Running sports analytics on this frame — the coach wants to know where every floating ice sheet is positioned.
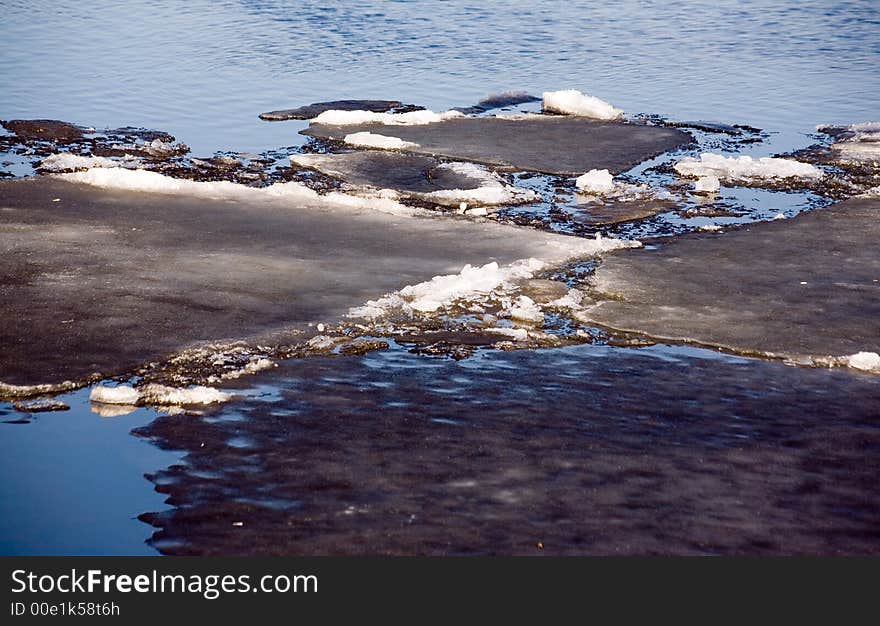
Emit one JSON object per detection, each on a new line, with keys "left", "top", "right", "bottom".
{"left": 0, "top": 176, "right": 615, "bottom": 387}
{"left": 303, "top": 116, "right": 691, "bottom": 176}
{"left": 583, "top": 196, "right": 880, "bottom": 367}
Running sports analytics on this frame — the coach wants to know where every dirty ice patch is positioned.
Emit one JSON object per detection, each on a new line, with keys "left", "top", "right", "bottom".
{"left": 674, "top": 153, "right": 823, "bottom": 182}
{"left": 542, "top": 89, "right": 623, "bottom": 120}
{"left": 89, "top": 383, "right": 232, "bottom": 406}
{"left": 56, "top": 167, "right": 418, "bottom": 217}
{"left": 422, "top": 162, "right": 539, "bottom": 207}
{"left": 343, "top": 131, "right": 420, "bottom": 150}
{"left": 311, "top": 108, "right": 464, "bottom": 126}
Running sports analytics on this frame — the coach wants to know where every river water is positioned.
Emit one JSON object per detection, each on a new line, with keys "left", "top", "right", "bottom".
{"left": 1, "top": 0, "right": 879, "bottom": 554}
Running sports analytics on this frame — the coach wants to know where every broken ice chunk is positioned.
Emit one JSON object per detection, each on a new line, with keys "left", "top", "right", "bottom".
{"left": 542, "top": 89, "right": 623, "bottom": 120}
{"left": 575, "top": 169, "right": 616, "bottom": 194}
{"left": 693, "top": 175, "right": 720, "bottom": 193}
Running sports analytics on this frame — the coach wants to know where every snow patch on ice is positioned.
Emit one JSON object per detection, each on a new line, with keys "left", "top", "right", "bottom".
{"left": 311, "top": 108, "right": 464, "bottom": 126}
{"left": 542, "top": 89, "right": 623, "bottom": 120}
{"left": 693, "top": 175, "right": 721, "bottom": 193}
{"left": 547, "top": 288, "right": 585, "bottom": 310}
{"left": 89, "top": 383, "right": 232, "bottom": 406}
{"left": 674, "top": 153, "right": 823, "bottom": 182}
{"left": 487, "top": 327, "right": 530, "bottom": 342}
{"left": 846, "top": 351, "right": 880, "bottom": 373}
{"left": 349, "top": 234, "right": 638, "bottom": 320}
{"left": 343, "top": 132, "right": 420, "bottom": 150}
{"left": 57, "top": 167, "right": 418, "bottom": 217}
{"left": 506, "top": 295, "right": 544, "bottom": 324}
{"left": 40, "top": 152, "right": 138, "bottom": 172}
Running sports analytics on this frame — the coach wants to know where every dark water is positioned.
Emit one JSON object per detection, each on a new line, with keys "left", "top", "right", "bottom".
{"left": 1, "top": 1, "right": 880, "bottom": 554}
{"left": 140, "top": 343, "right": 880, "bottom": 555}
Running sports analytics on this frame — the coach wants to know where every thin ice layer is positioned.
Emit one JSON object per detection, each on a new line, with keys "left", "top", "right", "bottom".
{"left": 0, "top": 176, "right": 618, "bottom": 386}
{"left": 303, "top": 116, "right": 691, "bottom": 176}
{"left": 583, "top": 196, "right": 880, "bottom": 365}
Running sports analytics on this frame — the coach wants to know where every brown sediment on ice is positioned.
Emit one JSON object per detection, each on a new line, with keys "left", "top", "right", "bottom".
{"left": 1, "top": 119, "right": 85, "bottom": 143}
{"left": 583, "top": 196, "right": 880, "bottom": 359}
{"left": 259, "top": 100, "right": 420, "bottom": 121}
{"left": 0, "top": 176, "right": 601, "bottom": 387}
{"left": 302, "top": 116, "right": 692, "bottom": 176}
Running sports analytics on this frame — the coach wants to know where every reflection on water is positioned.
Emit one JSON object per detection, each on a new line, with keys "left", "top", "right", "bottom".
{"left": 0, "top": 388, "right": 181, "bottom": 555}
{"left": 2, "top": 1, "right": 879, "bottom": 154}
{"left": 139, "top": 343, "right": 880, "bottom": 555}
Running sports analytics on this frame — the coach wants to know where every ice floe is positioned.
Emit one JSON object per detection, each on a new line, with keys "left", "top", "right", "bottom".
{"left": 542, "top": 89, "right": 623, "bottom": 121}
{"left": 343, "top": 131, "right": 420, "bottom": 150}
{"left": 310, "top": 108, "right": 464, "bottom": 126}
{"left": 674, "top": 153, "right": 823, "bottom": 182}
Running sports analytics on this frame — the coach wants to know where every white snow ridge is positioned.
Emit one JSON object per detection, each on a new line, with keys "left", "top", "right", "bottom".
{"left": 674, "top": 153, "right": 823, "bottom": 182}
{"left": 343, "top": 132, "right": 420, "bottom": 150}
{"left": 542, "top": 90, "right": 623, "bottom": 121}
{"left": 310, "top": 109, "right": 464, "bottom": 126}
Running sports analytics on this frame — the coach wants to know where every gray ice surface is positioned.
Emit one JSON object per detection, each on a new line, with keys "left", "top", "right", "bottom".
{"left": 303, "top": 116, "right": 691, "bottom": 176}
{"left": 585, "top": 196, "right": 880, "bottom": 359}
{"left": 0, "top": 177, "right": 590, "bottom": 385}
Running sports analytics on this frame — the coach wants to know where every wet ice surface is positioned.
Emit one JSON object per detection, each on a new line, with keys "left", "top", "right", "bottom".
{"left": 585, "top": 196, "right": 880, "bottom": 362}
{"left": 137, "top": 343, "right": 880, "bottom": 555}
